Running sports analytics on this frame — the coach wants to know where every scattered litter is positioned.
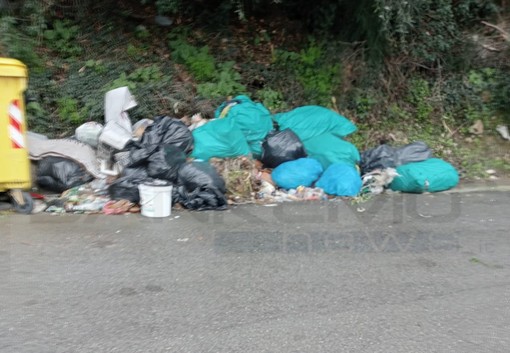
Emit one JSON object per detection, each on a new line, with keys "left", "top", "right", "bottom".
{"left": 75, "top": 122, "right": 103, "bottom": 148}
{"left": 210, "top": 157, "right": 259, "bottom": 203}
{"left": 99, "top": 87, "right": 137, "bottom": 150}
{"left": 361, "top": 168, "right": 399, "bottom": 195}
{"left": 103, "top": 200, "right": 135, "bottom": 215}
{"left": 287, "top": 186, "right": 327, "bottom": 201}
{"left": 468, "top": 119, "right": 484, "bottom": 135}
{"left": 154, "top": 15, "right": 173, "bottom": 26}
{"left": 496, "top": 125, "right": 510, "bottom": 141}
{"left": 25, "top": 93, "right": 464, "bottom": 217}
{"left": 32, "top": 200, "right": 48, "bottom": 214}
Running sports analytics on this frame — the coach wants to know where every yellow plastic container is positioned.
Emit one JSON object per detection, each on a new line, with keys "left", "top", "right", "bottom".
{"left": 0, "top": 58, "right": 33, "bottom": 213}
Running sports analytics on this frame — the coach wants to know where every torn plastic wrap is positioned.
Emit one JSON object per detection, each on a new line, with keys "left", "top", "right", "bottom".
{"left": 75, "top": 122, "right": 103, "bottom": 148}
{"left": 173, "top": 161, "right": 228, "bottom": 211}
{"left": 99, "top": 87, "right": 137, "bottom": 150}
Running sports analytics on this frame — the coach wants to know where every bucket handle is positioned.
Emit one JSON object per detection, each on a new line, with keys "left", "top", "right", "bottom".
{"left": 139, "top": 186, "right": 172, "bottom": 206}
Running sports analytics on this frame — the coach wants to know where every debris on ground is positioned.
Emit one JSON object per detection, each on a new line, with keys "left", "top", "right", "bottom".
{"left": 25, "top": 88, "right": 462, "bottom": 216}
{"left": 496, "top": 125, "right": 510, "bottom": 141}
{"left": 209, "top": 157, "right": 260, "bottom": 204}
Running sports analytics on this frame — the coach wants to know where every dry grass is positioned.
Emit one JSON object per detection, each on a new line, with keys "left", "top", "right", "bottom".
{"left": 209, "top": 157, "right": 261, "bottom": 203}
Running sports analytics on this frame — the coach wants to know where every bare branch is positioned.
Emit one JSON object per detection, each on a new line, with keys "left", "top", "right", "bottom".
{"left": 481, "top": 21, "right": 510, "bottom": 42}
{"left": 482, "top": 44, "right": 501, "bottom": 52}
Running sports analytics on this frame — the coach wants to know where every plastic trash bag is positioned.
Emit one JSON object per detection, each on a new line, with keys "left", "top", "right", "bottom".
{"left": 36, "top": 156, "right": 94, "bottom": 193}
{"left": 361, "top": 141, "right": 433, "bottom": 174}
{"left": 260, "top": 129, "right": 307, "bottom": 168}
{"left": 214, "top": 95, "right": 273, "bottom": 156}
{"left": 140, "top": 115, "right": 194, "bottom": 154}
{"left": 108, "top": 167, "right": 149, "bottom": 203}
{"left": 75, "top": 122, "right": 103, "bottom": 147}
{"left": 147, "top": 145, "right": 187, "bottom": 183}
{"left": 272, "top": 158, "right": 323, "bottom": 190}
{"left": 315, "top": 162, "right": 362, "bottom": 197}
{"left": 173, "top": 161, "right": 228, "bottom": 211}
{"left": 304, "top": 133, "right": 360, "bottom": 169}
{"left": 191, "top": 118, "right": 251, "bottom": 161}
{"left": 389, "top": 158, "right": 459, "bottom": 193}
{"left": 272, "top": 105, "right": 357, "bottom": 142}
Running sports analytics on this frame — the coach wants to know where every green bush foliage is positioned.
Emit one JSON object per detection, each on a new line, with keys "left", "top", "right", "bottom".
{"left": 275, "top": 41, "right": 341, "bottom": 106}
{"left": 1, "top": 0, "right": 507, "bottom": 149}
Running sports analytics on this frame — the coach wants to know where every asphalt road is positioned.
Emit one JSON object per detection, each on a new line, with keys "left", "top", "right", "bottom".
{"left": 1, "top": 190, "right": 509, "bottom": 353}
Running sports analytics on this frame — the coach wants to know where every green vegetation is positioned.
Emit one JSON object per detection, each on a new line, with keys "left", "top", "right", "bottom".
{"left": 0, "top": 0, "right": 508, "bottom": 178}
{"left": 43, "top": 20, "right": 83, "bottom": 58}
{"left": 275, "top": 42, "right": 341, "bottom": 106}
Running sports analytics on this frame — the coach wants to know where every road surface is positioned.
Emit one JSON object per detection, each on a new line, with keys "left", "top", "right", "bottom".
{"left": 1, "top": 190, "right": 509, "bottom": 352}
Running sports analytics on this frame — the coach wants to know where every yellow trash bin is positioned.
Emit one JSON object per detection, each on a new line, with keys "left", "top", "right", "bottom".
{"left": 0, "top": 58, "right": 33, "bottom": 213}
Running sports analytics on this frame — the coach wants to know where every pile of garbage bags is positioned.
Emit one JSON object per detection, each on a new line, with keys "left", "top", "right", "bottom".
{"left": 27, "top": 88, "right": 460, "bottom": 215}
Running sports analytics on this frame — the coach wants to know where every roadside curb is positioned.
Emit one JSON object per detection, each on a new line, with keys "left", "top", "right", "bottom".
{"left": 446, "top": 181, "right": 510, "bottom": 194}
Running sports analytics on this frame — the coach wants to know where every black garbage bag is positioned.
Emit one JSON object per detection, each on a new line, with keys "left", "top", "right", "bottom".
{"left": 108, "top": 167, "right": 148, "bottom": 203}
{"left": 140, "top": 115, "right": 193, "bottom": 154}
{"left": 260, "top": 129, "right": 307, "bottom": 168}
{"left": 360, "top": 145, "right": 397, "bottom": 173}
{"left": 36, "top": 156, "right": 93, "bottom": 193}
{"left": 147, "top": 145, "right": 187, "bottom": 183}
{"left": 173, "top": 161, "right": 228, "bottom": 211}
{"left": 395, "top": 141, "right": 433, "bottom": 165}
{"left": 361, "top": 141, "right": 433, "bottom": 174}
{"left": 127, "top": 145, "right": 156, "bottom": 168}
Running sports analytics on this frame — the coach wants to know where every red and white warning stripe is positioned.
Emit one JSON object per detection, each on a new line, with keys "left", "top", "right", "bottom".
{"left": 8, "top": 99, "right": 25, "bottom": 149}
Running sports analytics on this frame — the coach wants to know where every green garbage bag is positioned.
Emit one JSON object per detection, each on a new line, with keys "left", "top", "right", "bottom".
{"left": 191, "top": 118, "right": 251, "bottom": 161}
{"left": 272, "top": 105, "right": 357, "bottom": 142}
{"left": 215, "top": 95, "right": 273, "bottom": 157}
{"left": 390, "top": 158, "right": 459, "bottom": 193}
{"left": 303, "top": 133, "right": 360, "bottom": 169}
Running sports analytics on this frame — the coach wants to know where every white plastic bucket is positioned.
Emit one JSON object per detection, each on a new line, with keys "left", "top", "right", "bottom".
{"left": 138, "top": 182, "right": 173, "bottom": 218}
